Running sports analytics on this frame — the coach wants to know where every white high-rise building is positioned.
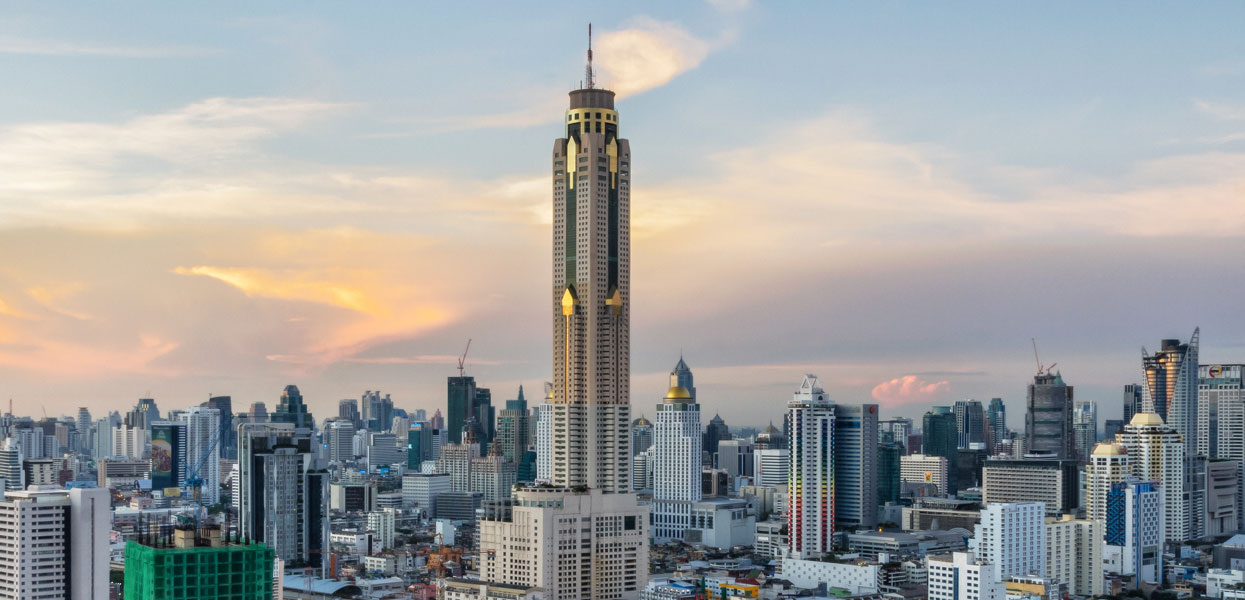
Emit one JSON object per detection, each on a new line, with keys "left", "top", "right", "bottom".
{"left": 0, "top": 440, "right": 22, "bottom": 492}
{"left": 326, "top": 419, "right": 356, "bottom": 464}
{"left": 15, "top": 429, "right": 45, "bottom": 460}
{"left": 754, "top": 449, "right": 790, "bottom": 488}
{"left": 1045, "top": 514, "right": 1103, "bottom": 596}
{"left": 535, "top": 399, "right": 552, "bottom": 483}
{"left": 112, "top": 424, "right": 146, "bottom": 459}
{"left": 367, "top": 508, "right": 397, "bottom": 550}
{"left": 0, "top": 486, "right": 110, "bottom": 600}
{"left": 470, "top": 445, "right": 517, "bottom": 501}
{"left": 927, "top": 552, "right": 1006, "bottom": 600}
{"left": 1206, "top": 365, "right": 1245, "bottom": 531}
{"left": 1117, "top": 412, "right": 1186, "bottom": 542}
{"left": 1103, "top": 479, "right": 1164, "bottom": 585}
{"left": 900, "top": 454, "right": 948, "bottom": 496}
{"left": 477, "top": 42, "right": 648, "bottom": 599}
{"left": 970, "top": 502, "right": 1046, "bottom": 580}
{"left": 631, "top": 448, "right": 655, "bottom": 491}
{"left": 1085, "top": 442, "right": 1129, "bottom": 524}
{"left": 787, "top": 375, "right": 836, "bottom": 559}
{"left": 402, "top": 472, "right": 450, "bottom": 511}
{"left": 652, "top": 383, "right": 701, "bottom": 543}
{"left": 835, "top": 403, "right": 878, "bottom": 529}
{"left": 91, "top": 418, "right": 112, "bottom": 460}
{"left": 179, "top": 406, "right": 221, "bottom": 504}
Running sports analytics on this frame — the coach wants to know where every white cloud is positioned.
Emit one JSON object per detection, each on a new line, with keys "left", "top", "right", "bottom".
{"left": 595, "top": 18, "right": 715, "bottom": 99}
{"left": 1195, "top": 99, "right": 1245, "bottom": 120}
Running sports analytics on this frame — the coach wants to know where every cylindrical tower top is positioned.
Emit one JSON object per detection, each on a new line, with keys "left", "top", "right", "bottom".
{"left": 568, "top": 88, "right": 615, "bottom": 110}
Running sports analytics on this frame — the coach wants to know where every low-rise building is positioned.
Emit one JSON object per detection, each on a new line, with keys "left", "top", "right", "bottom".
{"left": 442, "top": 577, "right": 546, "bottom": 600}
{"left": 780, "top": 558, "right": 880, "bottom": 594}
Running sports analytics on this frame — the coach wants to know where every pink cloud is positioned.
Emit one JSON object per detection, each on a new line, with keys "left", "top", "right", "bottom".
{"left": 871, "top": 375, "right": 950, "bottom": 406}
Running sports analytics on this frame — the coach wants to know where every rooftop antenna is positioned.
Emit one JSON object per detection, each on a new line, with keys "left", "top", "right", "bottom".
{"left": 584, "top": 23, "right": 595, "bottom": 89}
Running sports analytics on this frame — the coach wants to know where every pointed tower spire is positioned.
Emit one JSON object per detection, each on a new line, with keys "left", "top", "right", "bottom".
{"left": 584, "top": 23, "right": 596, "bottom": 89}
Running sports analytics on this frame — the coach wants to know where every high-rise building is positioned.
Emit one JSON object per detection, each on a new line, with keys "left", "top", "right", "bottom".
{"left": 0, "top": 486, "right": 110, "bottom": 600}
{"left": 367, "top": 508, "right": 397, "bottom": 550}
{"left": 716, "top": 439, "right": 754, "bottom": 480}
{"left": 1045, "top": 514, "right": 1104, "bottom": 596}
{"left": 437, "top": 432, "right": 481, "bottom": 493}
{"left": 203, "top": 395, "right": 235, "bottom": 460}
{"left": 535, "top": 400, "right": 552, "bottom": 483}
{"left": 75, "top": 407, "right": 91, "bottom": 453}
{"left": 1117, "top": 413, "right": 1186, "bottom": 542}
{"left": 1123, "top": 384, "right": 1144, "bottom": 425}
{"left": 1103, "top": 419, "right": 1125, "bottom": 441}
{"left": 1026, "top": 372, "right": 1075, "bottom": 460}
{"left": 150, "top": 420, "right": 187, "bottom": 491}
{"left": 1073, "top": 401, "right": 1097, "bottom": 462}
{"left": 326, "top": 419, "right": 356, "bottom": 464}
{"left": 703, "top": 414, "right": 730, "bottom": 459}
{"left": 632, "top": 448, "right": 655, "bottom": 491}
{"left": 653, "top": 384, "right": 701, "bottom": 543}
{"left": 237, "top": 422, "right": 328, "bottom": 574}
{"left": 407, "top": 421, "right": 434, "bottom": 468}
{"left": 670, "top": 355, "right": 695, "bottom": 400}
{"left": 1085, "top": 442, "right": 1130, "bottom": 525}
{"left": 757, "top": 421, "right": 789, "bottom": 451}
{"left": 362, "top": 390, "right": 394, "bottom": 432}
{"left": 901, "top": 454, "right": 949, "bottom": 496}
{"left": 923, "top": 407, "right": 959, "bottom": 495}
{"left": 754, "top": 448, "right": 790, "bottom": 488}
{"left": 112, "top": 423, "right": 146, "bottom": 459}
{"left": 878, "top": 440, "right": 902, "bottom": 505}
{"left": 0, "top": 440, "right": 22, "bottom": 492}
{"left": 1201, "top": 363, "right": 1243, "bottom": 460}
{"left": 447, "top": 376, "right": 479, "bottom": 445}
{"left": 126, "top": 397, "right": 160, "bottom": 430}
{"left": 981, "top": 457, "right": 1079, "bottom": 516}
{"left": 1207, "top": 459, "right": 1240, "bottom": 538}
{"left": 474, "top": 387, "right": 495, "bottom": 450}
{"left": 272, "top": 384, "right": 314, "bottom": 430}
{"left": 631, "top": 415, "right": 654, "bottom": 457}
{"left": 123, "top": 532, "right": 274, "bottom": 600}
{"left": 986, "top": 398, "right": 1006, "bottom": 454}
{"left": 339, "top": 398, "right": 362, "bottom": 430}
{"left": 470, "top": 444, "right": 517, "bottom": 501}
{"left": 179, "top": 406, "right": 222, "bottom": 504}
{"left": 91, "top": 418, "right": 112, "bottom": 460}
{"left": 495, "top": 386, "right": 530, "bottom": 463}
{"left": 1104, "top": 480, "right": 1163, "bottom": 586}
{"left": 954, "top": 400, "right": 986, "bottom": 449}
{"left": 971, "top": 502, "right": 1046, "bottom": 580}
{"left": 835, "top": 404, "right": 878, "bottom": 529}
{"left": 402, "top": 472, "right": 450, "bottom": 511}
{"left": 787, "top": 375, "right": 836, "bottom": 559}
{"left": 927, "top": 552, "right": 1006, "bottom": 600}
{"left": 1142, "top": 329, "right": 1199, "bottom": 454}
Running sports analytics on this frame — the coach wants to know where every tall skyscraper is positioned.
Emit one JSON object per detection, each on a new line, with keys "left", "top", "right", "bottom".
{"left": 478, "top": 39, "right": 648, "bottom": 597}
{"left": 670, "top": 355, "right": 695, "bottom": 399}
{"left": 1117, "top": 412, "right": 1186, "bottom": 542}
{"left": 272, "top": 384, "right": 314, "bottom": 430}
{"left": 474, "top": 387, "right": 495, "bottom": 450}
{"left": 1104, "top": 480, "right": 1164, "bottom": 586}
{"left": 835, "top": 403, "right": 878, "bottom": 529}
{"left": 326, "top": 419, "right": 356, "bottom": 464}
{"left": 362, "top": 390, "right": 394, "bottom": 432}
{"left": 1123, "top": 384, "right": 1144, "bottom": 427}
{"left": 1085, "top": 442, "right": 1129, "bottom": 524}
{"left": 703, "top": 414, "right": 731, "bottom": 459}
{"left": 1200, "top": 363, "right": 1242, "bottom": 459}
{"left": 150, "top": 420, "right": 187, "bottom": 491}
{"left": 237, "top": 422, "right": 328, "bottom": 574}
{"left": 986, "top": 398, "right": 1006, "bottom": 454}
{"left": 1142, "top": 329, "right": 1199, "bottom": 454}
{"left": 75, "top": 407, "right": 91, "bottom": 453}
{"left": 631, "top": 415, "right": 654, "bottom": 457}
{"left": 652, "top": 384, "right": 701, "bottom": 543}
{"left": 922, "top": 407, "right": 959, "bottom": 495}
{"left": 126, "top": 397, "right": 160, "bottom": 430}
{"left": 535, "top": 399, "right": 552, "bottom": 483}
{"left": 878, "top": 438, "right": 902, "bottom": 505}
{"left": 406, "top": 421, "right": 433, "bottom": 468}
{"left": 787, "top": 375, "right": 836, "bottom": 559}
{"left": 1073, "top": 401, "right": 1098, "bottom": 462}
{"left": 1045, "top": 514, "right": 1104, "bottom": 597}
{"left": 179, "top": 406, "right": 222, "bottom": 504}
{"left": 203, "top": 395, "right": 235, "bottom": 460}
{"left": 495, "top": 386, "right": 530, "bottom": 463}
{"left": 954, "top": 399, "right": 986, "bottom": 449}
{"left": 1025, "top": 372, "right": 1075, "bottom": 460}
{"left": 338, "top": 399, "right": 361, "bottom": 430}
{"left": 447, "top": 376, "right": 478, "bottom": 445}
{"left": 970, "top": 502, "right": 1046, "bottom": 580}
{"left": 0, "top": 487, "right": 110, "bottom": 600}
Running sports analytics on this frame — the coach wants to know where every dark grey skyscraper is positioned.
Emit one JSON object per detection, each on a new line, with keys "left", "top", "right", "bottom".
{"left": 202, "top": 395, "right": 234, "bottom": 460}
{"left": 339, "top": 398, "right": 362, "bottom": 430}
{"left": 447, "top": 376, "right": 477, "bottom": 445}
{"left": 954, "top": 399, "right": 986, "bottom": 449}
{"left": 1025, "top": 372, "right": 1074, "bottom": 459}
{"left": 670, "top": 355, "right": 695, "bottom": 400}
{"left": 1142, "top": 329, "right": 1199, "bottom": 454}
{"left": 496, "top": 385, "right": 530, "bottom": 463}
{"left": 986, "top": 398, "right": 1006, "bottom": 453}
{"left": 272, "top": 384, "right": 314, "bottom": 430}
{"left": 702, "top": 414, "right": 730, "bottom": 458}
{"left": 1123, "top": 384, "right": 1143, "bottom": 425}
{"left": 923, "top": 406, "right": 959, "bottom": 494}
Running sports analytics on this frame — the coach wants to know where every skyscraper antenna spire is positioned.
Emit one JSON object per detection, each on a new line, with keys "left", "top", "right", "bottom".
{"left": 584, "top": 23, "right": 595, "bottom": 89}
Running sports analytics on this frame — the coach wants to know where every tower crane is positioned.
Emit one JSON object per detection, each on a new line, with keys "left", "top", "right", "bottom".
{"left": 182, "top": 413, "right": 233, "bottom": 505}
{"left": 1031, "top": 338, "right": 1056, "bottom": 376}
{"left": 457, "top": 339, "right": 472, "bottom": 377}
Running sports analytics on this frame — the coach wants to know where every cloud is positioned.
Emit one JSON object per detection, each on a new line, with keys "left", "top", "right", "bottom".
{"left": 1195, "top": 100, "right": 1245, "bottom": 120}
{"left": 871, "top": 375, "right": 951, "bottom": 406}
{"left": 595, "top": 18, "right": 715, "bottom": 99}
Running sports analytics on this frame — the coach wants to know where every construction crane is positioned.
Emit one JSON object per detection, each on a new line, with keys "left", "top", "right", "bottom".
{"left": 456, "top": 339, "right": 472, "bottom": 377}
{"left": 1031, "top": 338, "right": 1056, "bottom": 376}
{"left": 183, "top": 413, "right": 233, "bottom": 505}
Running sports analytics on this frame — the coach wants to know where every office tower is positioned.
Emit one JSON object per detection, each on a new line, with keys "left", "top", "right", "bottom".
{"left": 981, "top": 457, "right": 1079, "bottom": 515}
{"left": 126, "top": 397, "right": 160, "bottom": 429}
{"left": 1103, "top": 419, "right": 1124, "bottom": 441}
{"left": 754, "top": 448, "right": 789, "bottom": 488}
{"left": 716, "top": 439, "right": 754, "bottom": 479}
{"left": 971, "top": 502, "right": 1045, "bottom": 580}
{"left": 1026, "top": 372, "right": 1075, "bottom": 460}
{"left": 1045, "top": 515, "right": 1104, "bottom": 597}
{"left": 1201, "top": 363, "right": 1243, "bottom": 459}
{"left": 247, "top": 402, "right": 268, "bottom": 422}
{"left": 0, "top": 439, "right": 22, "bottom": 491}
{"left": 1123, "top": 384, "right": 1144, "bottom": 425}
{"left": 632, "top": 415, "right": 654, "bottom": 457}
{"left": 1185, "top": 455, "right": 1208, "bottom": 540}
{"left": 326, "top": 419, "right": 356, "bottom": 464}
{"left": 0, "top": 487, "right": 110, "bottom": 600}
{"left": 364, "top": 432, "right": 401, "bottom": 473}
{"left": 756, "top": 421, "right": 788, "bottom": 451}
{"left": 653, "top": 384, "right": 702, "bottom": 543}
{"left": 91, "top": 418, "right": 111, "bottom": 460}
{"left": 787, "top": 375, "right": 836, "bottom": 559}
{"left": 390, "top": 414, "right": 411, "bottom": 437}
{"left": 878, "top": 440, "right": 901, "bottom": 505}
{"left": 150, "top": 420, "right": 188, "bottom": 491}
{"left": 402, "top": 472, "right": 450, "bottom": 511}
{"left": 923, "top": 407, "right": 959, "bottom": 494}
{"left": 1085, "top": 442, "right": 1130, "bottom": 524}
{"left": 407, "top": 421, "right": 433, "bottom": 468}
{"left": 437, "top": 428, "right": 481, "bottom": 493}
{"left": 901, "top": 454, "right": 949, "bottom": 496}
{"left": 429, "top": 408, "right": 444, "bottom": 431}
{"left": 670, "top": 355, "right": 696, "bottom": 399}
{"left": 986, "top": 398, "right": 1006, "bottom": 454}
{"left": 112, "top": 423, "right": 146, "bottom": 459}
{"left": 362, "top": 390, "right": 394, "bottom": 432}
{"left": 237, "top": 422, "right": 329, "bottom": 574}
{"left": 1207, "top": 459, "right": 1240, "bottom": 537}
{"left": 16, "top": 428, "right": 45, "bottom": 459}
{"left": 272, "top": 384, "right": 314, "bottom": 429}
{"left": 1104, "top": 480, "right": 1164, "bottom": 585}
{"left": 1073, "top": 401, "right": 1097, "bottom": 462}
{"left": 1142, "top": 329, "right": 1199, "bottom": 454}
{"left": 496, "top": 386, "right": 530, "bottom": 463}
{"left": 123, "top": 533, "right": 274, "bottom": 600}
{"left": 835, "top": 404, "right": 878, "bottom": 529}
{"left": 339, "top": 398, "right": 362, "bottom": 430}
{"left": 703, "top": 414, "right": 731, "bottom": 460}
{"left": 957, "top": 445, "right": 988, "bottom": 489}
{"left": 470, "top": 444, "right": 517, "bottom": 501}
{"left": 179, "top": 406, "right": 222, "bottom": 504}
{"left": 203, "top": 395, "right": 235, "bottom": 460}
{"left": 475, "top": 388, "right": 495, "bottom": 449}
{"left": 1117, "top": 413, "right": 1186, "bottom": 542}
{"left": 447, "top": 376, "right": 477, "bottom": 445}
{"left": 535, "top": 401, "right": 552, "bottom": 482}
{"left": 632, "top": 448, "right": 655, "bottom": 491}
{"left": 954, "top": 399, "right": 986, "bottom": 449}
{"left": 75, "top": 407, "right": 91, "bottom": 453}
{"left": 927, "top": 552, "right": 1007, "bottom": 600}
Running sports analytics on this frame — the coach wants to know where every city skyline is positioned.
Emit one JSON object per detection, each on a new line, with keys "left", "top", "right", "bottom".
{"left": 4, "top": 3, "right": 1245, "bottom": 426}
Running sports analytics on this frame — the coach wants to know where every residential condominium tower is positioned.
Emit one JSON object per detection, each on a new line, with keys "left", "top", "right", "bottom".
{"left": 1200, "top": 363, "right": 1243, "bottom": 459}
{"left": 652, "top": 384, "right": 702, "bottom": 543}
{"left": 237, "top": 422, "right": 329, "bottom": 575}
{"left": 787, "top": 375, "right": 836, "bottom": 559}
{"left": 1116, "top": 413, "right": 1186, "bottom": 542}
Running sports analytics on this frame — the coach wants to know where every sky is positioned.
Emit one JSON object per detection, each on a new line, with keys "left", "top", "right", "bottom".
{"left": 2, "top": 2, "right": 1245, "bottom": 429}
